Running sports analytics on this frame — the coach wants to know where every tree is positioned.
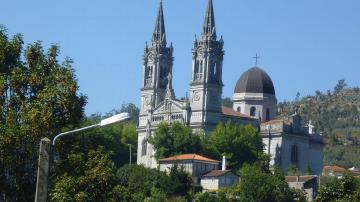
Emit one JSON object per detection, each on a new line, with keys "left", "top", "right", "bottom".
{"left": 115, "top": 164, "right": 187, "bottom": 201}
{"left": 287, "top": 164, "right": 301, "bottom": 175}
{"left": 208, "top": 122, "right": 266, "bottom": 170}
{"left": 0, "top": 26, "right": 86, "bottom": 201}
{"left": 50, "top": 146, "right": 115, "bottom": 202}
{"left": 149, "top": 122, "right": 203, "bottom": 160}
{"left": 316, "top": 172, "right": 360, "bottom": 202}
{"left": 334, "top": 79, "right": 347, "bottom": 92}
{"left": 168, "top": 165, "right": 194, "bottom": 197}
{"left": 228, "top": 164, "right": 300, "bottom": 202}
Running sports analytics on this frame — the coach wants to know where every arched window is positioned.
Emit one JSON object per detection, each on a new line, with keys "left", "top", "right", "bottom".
{"left": 250, "top": 107, "right": 256, "bottom": 117}
{"left": 266, "top": 108, "right": 270, "bottom": 121}
{"left": 141, "top": 139, "right": 148, "bottom": 156}
{"left": 237, "top": 106, "right": 241, "bottom": 113}
{"left": 291, "top": 145, "right": 298, "bottom": 164}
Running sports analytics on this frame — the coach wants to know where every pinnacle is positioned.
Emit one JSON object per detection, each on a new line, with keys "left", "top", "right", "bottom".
{"left": 202, "top": 0, "right": 217, "bottom": 41}
{"left": 152, "top": 0, "right": 167, "bottom": 46}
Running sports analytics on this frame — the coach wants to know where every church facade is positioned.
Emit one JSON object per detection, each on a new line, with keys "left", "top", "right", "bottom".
{"left": 136, "top": 0, "right": 323, "bottom": 174}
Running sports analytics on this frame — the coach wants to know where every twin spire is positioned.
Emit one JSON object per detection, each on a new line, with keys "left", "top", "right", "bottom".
{"left": 152, "top": 0, "right": 217, "bottom": 46}
{"left": 152, "top": 0, "right": 166, "bottom": 46}
{"left": 202, "top": 0, "right": 217, "bottom": 41}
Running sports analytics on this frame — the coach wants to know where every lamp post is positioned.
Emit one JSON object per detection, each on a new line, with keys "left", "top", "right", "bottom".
{"left": 127, "top": 144, "right": 132, "bottom": 165}
{"left": 35, "top": 113, "right": 131, "bottom": 202}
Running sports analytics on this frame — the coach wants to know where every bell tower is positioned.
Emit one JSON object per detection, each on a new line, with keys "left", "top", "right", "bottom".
{"left": 189, "top": 0, "right": 224, "bottom": 133}
{"left": 140, "top": 0, "right": 174, "bottom": 115}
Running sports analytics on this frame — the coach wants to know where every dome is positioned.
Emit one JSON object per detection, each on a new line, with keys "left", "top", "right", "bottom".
{"left": 234, "top": 67, "right": 275, "bottom": 95}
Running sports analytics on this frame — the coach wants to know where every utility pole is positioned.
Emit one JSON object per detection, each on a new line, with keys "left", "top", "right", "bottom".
{"left": 35, "top": 138, "right": 51, "bottom": 202}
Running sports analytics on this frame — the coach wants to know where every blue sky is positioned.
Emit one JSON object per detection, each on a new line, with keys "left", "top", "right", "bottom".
{"left": 2, "top": 0, "right": 359, "bottom": 115}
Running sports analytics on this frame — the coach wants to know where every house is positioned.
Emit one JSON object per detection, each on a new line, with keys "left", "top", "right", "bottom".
{"left": 322, "top": 165, "right": 347, "bottom": 178}
{"left": 285, "top": 175, "right": 318, "bottom": 201}
{"left": 200, "top": 170, "right": 239, "bottom": 192}
{"left": 158, "top": 153, "right": 220, "bottom": 183}
{"left": 323, "top": 165, "right": 360, "bottom": 178}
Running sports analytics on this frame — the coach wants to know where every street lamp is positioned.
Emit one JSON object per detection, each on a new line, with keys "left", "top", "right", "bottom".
{"left": 35, "top": 112, "right": 131, "bottom": 202}
{"left": 52, "top": 112, "right": 131, "bottom": 147}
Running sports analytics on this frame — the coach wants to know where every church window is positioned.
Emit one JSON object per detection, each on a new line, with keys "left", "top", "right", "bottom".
{"left": 195, "top": 60, "right": 203, "bottom": 80}
{"left": 237, "top": 106, "right": 241, "bottom": 113}
{"left": 145, "top": 66, "right": 152, "bottom": 86}
{"left": 142, "top": 139, "right": 148, "bottom": 156}
{"left": 266, "top": 108, "right": 270, "bottom": 121}
{"left": 290, "top": 145, "right": 298, "bottom": 164}
{"left": 250, "top": 107, "right": 256, "bottom": 117}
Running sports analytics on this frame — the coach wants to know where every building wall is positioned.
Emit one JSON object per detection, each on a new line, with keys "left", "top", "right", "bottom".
{"left": 159, "top": 160, "right": 219, "bottom": 183}
{"left": 201, "top": 173, "right": 239, "bottom": 191}
{"left": 281, "top": 134, "right": 311, "bottom": 173}
{"left": 233, "top": 92, "right": 277, "bottom": 121}
{"left": 218, "top": 173, "right": 239, "bottom": 188}
{"left": 262, "top": 136, "right": 283, "bottom": 167}
{"left": 262, "top": 130, "right": 323, "bottom": 175}
{"left": 287, "top": 182, "right": 315, "bottom": 202}
{"left": 137, "top": 131, "right": 158, "bottom": 168}
{"left": 201, "top": 177, "right": 219, "bottom": 191}
{"left": 308, "top": 140, "right": 324, "bottom": 175}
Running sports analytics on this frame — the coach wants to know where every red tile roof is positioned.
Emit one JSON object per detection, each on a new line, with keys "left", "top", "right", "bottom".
{"left": 285, "top": 175, "right": 317, "bottom": 183}
{"left": 159, "top": 153, "right": 220, "bottom": 163}
{"left": 323, "top": 165, "right": 346, "bottom": 172}
{"left": 221, "top": 106, "right": 256, "bottom": 119}
{"left": 202, "top": 170, "right": 234, "bottom": 177}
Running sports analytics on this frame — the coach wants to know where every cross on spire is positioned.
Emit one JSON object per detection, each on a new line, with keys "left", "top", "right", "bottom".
{"left": 253, "top": 53, "right": 260, "bottom": 66}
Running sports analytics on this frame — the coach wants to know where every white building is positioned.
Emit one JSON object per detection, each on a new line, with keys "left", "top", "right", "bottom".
{"left": 158, "top": 153, "right": 220, "bottom": 183}
{"left": 136, "top": 0, "right": 323, "bottom": 174}
{"left": 201, "top": 170, "right": 239, "bottom": 192}
{"left": 285, "top": 175, "right": 318, "bottom": 201}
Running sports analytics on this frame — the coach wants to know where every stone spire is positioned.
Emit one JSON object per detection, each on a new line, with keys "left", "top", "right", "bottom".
{"left": 202, "top": 0, "right": 217, "bottom": 41}
{"left": 152, "top": 0, "right": 166, "bottom": 46}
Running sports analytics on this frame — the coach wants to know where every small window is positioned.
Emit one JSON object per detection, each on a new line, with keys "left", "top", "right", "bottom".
{"left": 250, "top": 107, "right": 256, "bottom": 117}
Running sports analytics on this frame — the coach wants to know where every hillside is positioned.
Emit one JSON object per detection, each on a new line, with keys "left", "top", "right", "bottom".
{"left": 277, "top": 79, "right": 360, "bottom": 168}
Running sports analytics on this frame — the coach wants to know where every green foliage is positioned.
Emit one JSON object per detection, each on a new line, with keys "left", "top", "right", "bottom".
{"left": 227, "top": 164, "right": 299, "bottom": 202}
{"left": 194, "top": 192, "right": 217, "bottom": 202}
{"left": 209, "top": 122, "right": 266, "bottom": 170}
{"left": 277, "top": 80, "right": 360, "bottom": 168}
{"left": 50, "top": 146, "right": 115, "bottom": 202}
{"left": 150, "top": 121, "right": 265, "bottom": 171}
{"left": 0, "top": 26, "right": 86, "bottom": 201}
{"left": 115, "top": 164, "right": 194, "bottom": 201}
{"left": 168, "top": 165, "right": 194, "bottom": 197}
{"left": 316, "top": 172, "right": 360, "bottom": 202}
{"left": 149, "top": 122, "right": 203, "bottom": 160}
{"left": 287, "top": 164, "right": 301, "bottom": 175}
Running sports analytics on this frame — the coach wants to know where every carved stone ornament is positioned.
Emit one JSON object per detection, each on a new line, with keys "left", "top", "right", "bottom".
{"left": 192, "top": 91, "right": 201, "bottom": 102}
{"left": 144, "top": 96, "right": 151, "bottom": 106}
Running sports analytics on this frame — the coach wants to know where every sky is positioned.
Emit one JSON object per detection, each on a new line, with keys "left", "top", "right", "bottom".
{"left": 1, "top": 0, "right": 359, "bottom": 115}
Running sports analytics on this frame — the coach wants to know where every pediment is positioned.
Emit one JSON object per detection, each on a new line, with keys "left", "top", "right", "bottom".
{"left": 153, "top": 98, "right": 185, "bottom": 114}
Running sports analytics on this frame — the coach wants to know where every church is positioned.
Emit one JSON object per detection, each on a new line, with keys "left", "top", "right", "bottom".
{"left": 136, "top": 0, "right": 323, "bottom": 175}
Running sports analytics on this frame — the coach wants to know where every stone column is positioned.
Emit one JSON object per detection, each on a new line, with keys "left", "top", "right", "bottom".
{"left": 35, "top": 138, "right": 51, "bottom": 202}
